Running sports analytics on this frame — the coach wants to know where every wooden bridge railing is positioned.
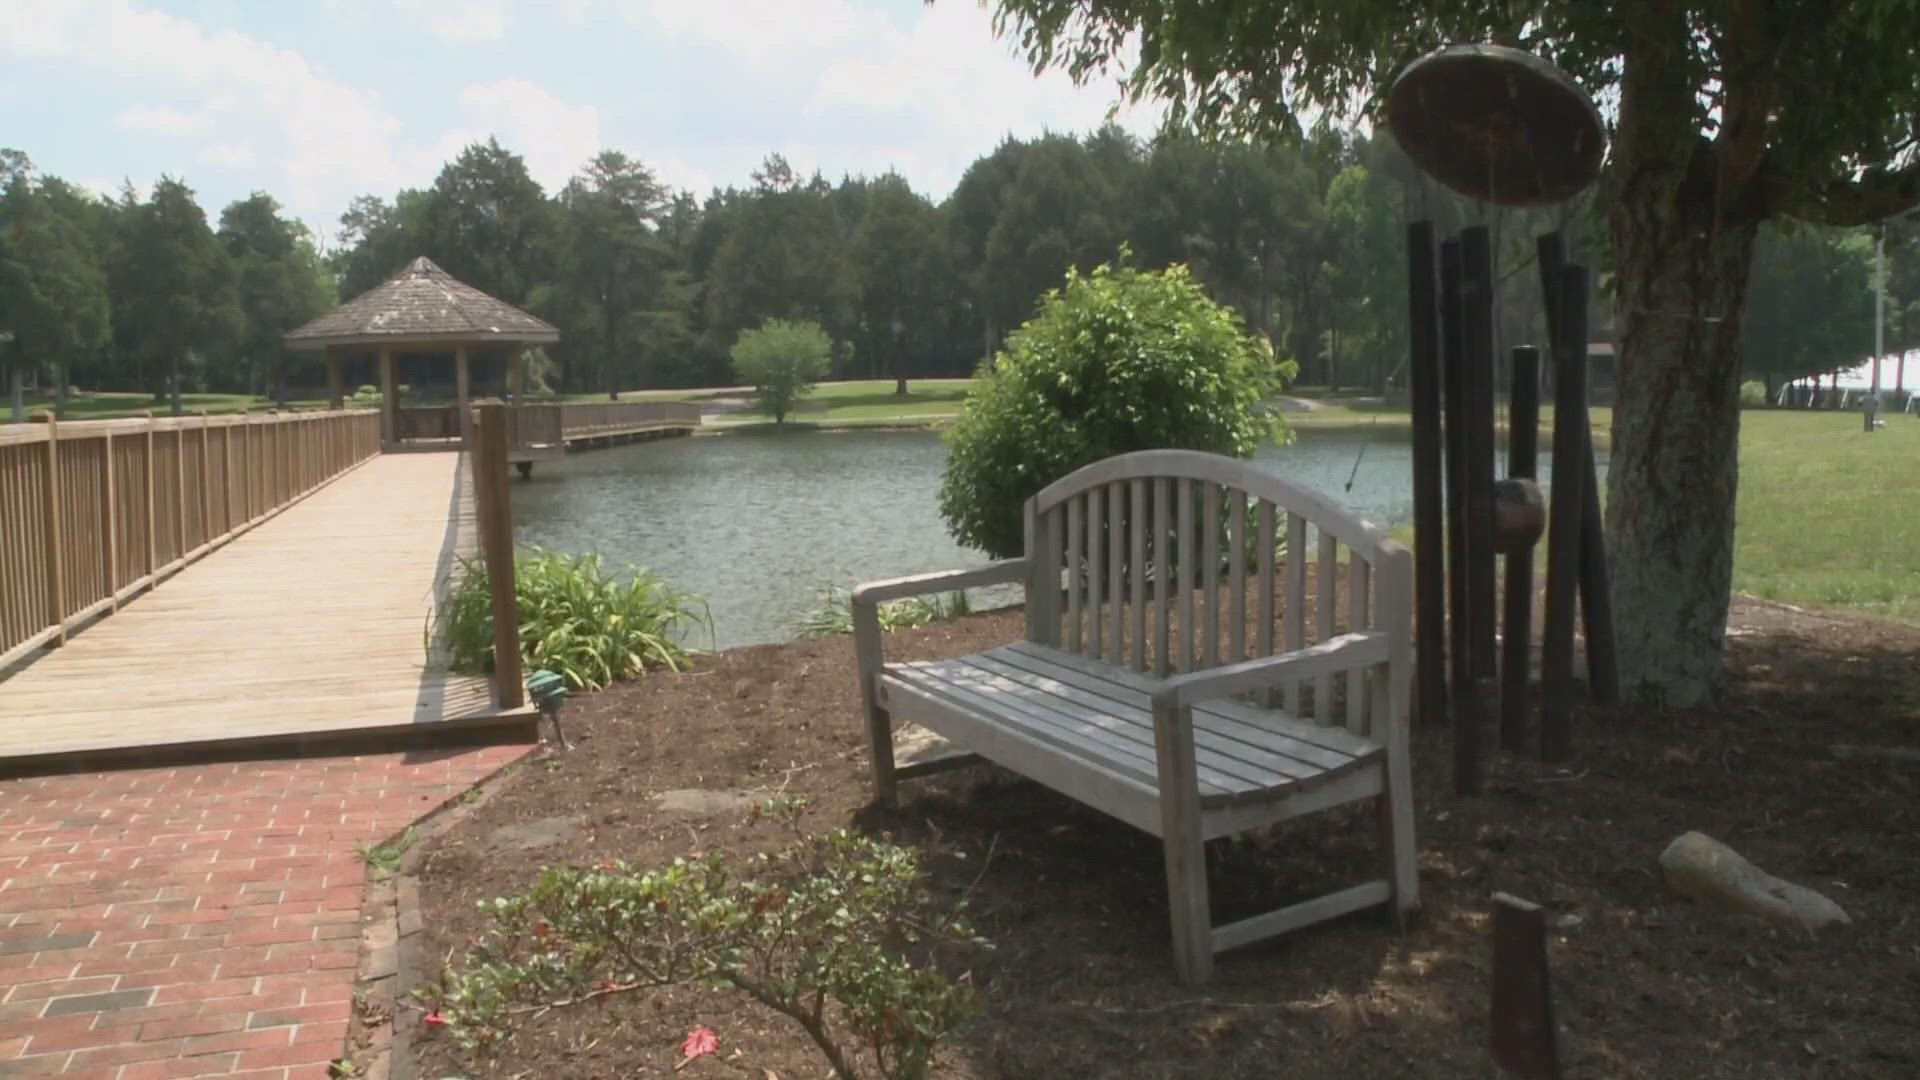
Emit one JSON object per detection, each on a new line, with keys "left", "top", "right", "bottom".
{"left": 506, "top": 400, "right": 702, "bottom": 450}
{"left": 0, "top": 409, "right": 382, "bottom": 670}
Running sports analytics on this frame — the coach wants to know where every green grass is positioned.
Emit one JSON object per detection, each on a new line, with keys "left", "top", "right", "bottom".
{"left": 1381, "top": 408, "right": 1920, "bottom": 621}
{"left": 14, "top": 391, "right": 274, "bottom": 419}
{"left": 1733, "top": 410, "right": 1920, "bottom": 618}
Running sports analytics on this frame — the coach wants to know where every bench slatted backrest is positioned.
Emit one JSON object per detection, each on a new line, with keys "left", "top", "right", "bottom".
{"left": 1022, "top": 450, "right": 1397, "bottom": 737}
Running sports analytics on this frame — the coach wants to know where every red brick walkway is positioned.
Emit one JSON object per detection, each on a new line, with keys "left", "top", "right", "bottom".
{"left": 0, "top": 746, "right": 530, "bottom": 1079}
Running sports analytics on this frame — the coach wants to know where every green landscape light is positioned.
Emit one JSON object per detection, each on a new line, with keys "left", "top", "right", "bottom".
{"left": 527, "top": 668, "right": 572, "bottom": 750}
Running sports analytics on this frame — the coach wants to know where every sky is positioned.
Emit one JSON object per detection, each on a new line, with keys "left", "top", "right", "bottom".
{"left": 0, "top": 0, "right": 1162, "bottom": 248}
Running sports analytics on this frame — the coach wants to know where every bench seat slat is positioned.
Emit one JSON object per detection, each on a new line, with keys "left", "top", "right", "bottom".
{"left": 891, "top": 661, "right": 1246, "bottom": 796}
{"left": 968, "top": 653, "right": 1343, "bottom": 781}
{"left": 884, "top": 644, "right": 1381, "bottom": 810}
{"left": 998, "top": 640, "right": 1382, "bottom": 760}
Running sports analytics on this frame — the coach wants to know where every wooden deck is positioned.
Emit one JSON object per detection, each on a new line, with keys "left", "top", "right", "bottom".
{"left": 0, "top": 453, "right": 536, "bottom": 773}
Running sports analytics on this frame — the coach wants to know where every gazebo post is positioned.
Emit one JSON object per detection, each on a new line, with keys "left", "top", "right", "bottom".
{"left": 455, "top": 345, "right": 473, "bottom": 448}
{"left": 379, "top": 347, "right": 397, "bottom": 449}
{"left": 325, "top": 348, "right": 344, "bottom": 411}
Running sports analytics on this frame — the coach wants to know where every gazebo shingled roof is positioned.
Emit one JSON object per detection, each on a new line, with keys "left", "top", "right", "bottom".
{"left": 284, "top": 256, "right": 558, "bottom": 349}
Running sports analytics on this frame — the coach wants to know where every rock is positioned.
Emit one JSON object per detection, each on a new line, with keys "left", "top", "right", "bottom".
{"left": 653, "top": 788, "right": 756, "bottom": 816}
{"left": 1658, "top": 831, "right": 1850, "bottom": 932}
{"left": 486, "top": 816, "right": 583, "bottom": 852}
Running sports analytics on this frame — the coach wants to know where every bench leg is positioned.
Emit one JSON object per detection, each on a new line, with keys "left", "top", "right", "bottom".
{"left": 1154, "top": 701, "right": 1212, "bottom": 983}
{"left": 853, "top": 605, "right": 896, "bottom": 808}
{"left": 1161, "top": 823, "right": 1213, "bottom": 984}
{"left": 1378, "top": 758, "right": 1418, "bottom": 928}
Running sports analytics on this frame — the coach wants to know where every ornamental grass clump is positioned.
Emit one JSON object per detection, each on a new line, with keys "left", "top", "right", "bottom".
{"left": 437, "top": 546, "right": 711, "bottom": 690}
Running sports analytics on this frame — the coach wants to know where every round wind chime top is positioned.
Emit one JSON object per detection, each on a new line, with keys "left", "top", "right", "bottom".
{"left": 1385, "top": 43, "right": 1605, "bottom": 207}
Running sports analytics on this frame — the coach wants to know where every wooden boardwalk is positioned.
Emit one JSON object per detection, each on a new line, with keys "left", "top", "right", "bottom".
{"left": 0, "top": 453, "right": 534, "bottom": 772}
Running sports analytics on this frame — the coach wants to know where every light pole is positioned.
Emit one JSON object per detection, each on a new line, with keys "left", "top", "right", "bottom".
{"left": 1869, "top": 222, "right": 1885, "bottom": 431}
{"left": 1, "top": 330, "right": 18, "bottom": 423}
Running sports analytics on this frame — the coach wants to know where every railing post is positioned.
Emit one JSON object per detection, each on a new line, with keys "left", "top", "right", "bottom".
{"left": 223, "top": 415, "right": 234, "bottom": 534}
{"left": 474, "top": 401, "right": 524, "bottom": 710}
{"left": 143, "top": 411, "right": 157, "bottom": 585}
{"left": 173, "top": 415, "right": 187, "bottom": 560}
{"left": 35, "top": 414, "right": 66, "bottom": 645}
{"left": 198, "top": 410, "right": 211, "bottom": 548}
{"left": 102, "top": 428, "right": 118, "bottom": 611}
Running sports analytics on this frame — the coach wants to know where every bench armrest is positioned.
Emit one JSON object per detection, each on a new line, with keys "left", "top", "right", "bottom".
{"left": 851, "top": 560, "right": 1030, "bottom": 608}
{"left": 1150, "top": 631, "right": 1391, "bottom": 711}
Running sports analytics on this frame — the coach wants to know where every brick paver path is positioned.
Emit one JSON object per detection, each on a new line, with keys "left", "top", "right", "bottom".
{"left": 0, "top": 746, "right": 530, "bottom": 1078}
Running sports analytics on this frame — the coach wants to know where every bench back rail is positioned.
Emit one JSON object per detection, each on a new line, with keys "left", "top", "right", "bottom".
{"left": 1022, "top": 449, "right": 1397, "bottom": 740}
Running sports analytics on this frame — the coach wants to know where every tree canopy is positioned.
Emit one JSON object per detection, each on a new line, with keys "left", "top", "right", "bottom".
{"left": 987, "top": 0, "right": 1920, "bottom": 705}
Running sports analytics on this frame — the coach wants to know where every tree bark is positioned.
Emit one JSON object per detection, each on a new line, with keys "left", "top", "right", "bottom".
{"left": 169, "top": 355, "right": 184, "bottom": 416}
{"left": 1605, "top": 150, "right": 1760, "bottom": 707}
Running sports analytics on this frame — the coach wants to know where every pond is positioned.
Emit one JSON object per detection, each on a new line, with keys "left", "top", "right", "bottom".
{"left": 510, "top": 428, "right": 1606, "bottom": 649}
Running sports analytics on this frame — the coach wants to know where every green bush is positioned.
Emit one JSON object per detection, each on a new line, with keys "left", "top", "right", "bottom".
{"left": 731, "top": 317, "right": 833, "bottom": 424}
{"left": 795, "top": 585, "right": 972, "bottom": 638}
{"left": 437, "top": 547, "right": 711, "bottom": 690}
{"left": 1739, "top": 379, "right": 1769, "bottom": 406}
{"left": 938, "top": 253, "right": 1294, "bottom": 558}
{"left": 426, "top": 800, "right": 984, "bottom": 1079}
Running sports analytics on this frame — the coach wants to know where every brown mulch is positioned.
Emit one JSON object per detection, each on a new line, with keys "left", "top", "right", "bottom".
{"left": 408, "top": 597, "right": 1920, "bottom": 1079}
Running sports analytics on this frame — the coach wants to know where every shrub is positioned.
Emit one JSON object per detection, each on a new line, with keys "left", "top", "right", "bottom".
{"left": 437, "top": 547, "right": 711, "bottom": 690}
{"left": 939, "top": 253, "right": 1294, "bottom": 558}
{"left": 731, "top": 317, "right": 833, "bottom": 424}
{"left": 426, "top": 801, "right": 984, "bottom": 1079}
{"left": 1739, "top": 379, "right": 1769, "bottom": 406}
{"left": 795, "top": 585, "right": 972, "bottom": 638}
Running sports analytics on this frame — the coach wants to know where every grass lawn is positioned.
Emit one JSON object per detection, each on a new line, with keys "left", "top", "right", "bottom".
{"left": 13, "top": 391, "right": 272, "bottom": 419}
{"left": 1733, "top": 409, "right": 1920, "bottom": 618}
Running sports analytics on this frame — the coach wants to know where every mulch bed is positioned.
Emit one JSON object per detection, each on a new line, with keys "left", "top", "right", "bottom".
{"left": 408, "top": 598, "right": 1920, "bottom": 1079}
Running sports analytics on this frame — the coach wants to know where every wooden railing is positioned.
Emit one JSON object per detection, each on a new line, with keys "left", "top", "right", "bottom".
{"left": 396, "top": 405, "right": 462, "bottom": 441}
{"left": 0, "top": 409, "right": 381, "bottom": 669}
{"left": 506, "top": 400, "right": 703, "bottom": 450}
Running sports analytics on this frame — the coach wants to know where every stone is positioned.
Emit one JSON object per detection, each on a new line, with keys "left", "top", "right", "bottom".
{"left": 652, "top": 789, "right": 756, "bottom": 816}
{"left": 485, "top": 816, "right": 583, "bottom": 852}
{"left": 1659, "top": 831, "right": 1850, "bottom": 932}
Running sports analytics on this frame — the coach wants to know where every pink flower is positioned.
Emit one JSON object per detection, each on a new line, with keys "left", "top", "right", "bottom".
{"left": 680, "top": 1025, "right": 719, "bottom": 1060}
{"left": 423, "top": 1011, "right": 448, "bottom": 1029}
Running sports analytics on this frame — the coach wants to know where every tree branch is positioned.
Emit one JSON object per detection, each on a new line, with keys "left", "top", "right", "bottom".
{"left": 1781, "top": 159, "right": 1920, "bottom": 226}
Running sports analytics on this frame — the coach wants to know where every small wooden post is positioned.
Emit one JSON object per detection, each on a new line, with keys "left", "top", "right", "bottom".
{"left": 378, "top": 348, "right": 397, "bottom": 449}
{"left": 1406, "top": 221, "right": 1448, "bottom": 729}
{"left": 474, "top": 401, "right": 524, "bottom": 710}
{"left": 1540, "top": 266, "right": 1590, "bottom": 762}
{"left": 101, "top": 428, "right": 118, "bottom": 610}
{"left": 35, "top": 414, "right": 66, "bottom": 644}
{"left": 142, "top": 411, "right": 157, "bottom": 584}
{"left": 1489, "top": 892, "right": 1561, "bottom": 1079}
{"left": 455, "top": 346, "right": 473, "bottom": 449}
{"left": 1501, "top": 347, "right": 1542, "bottom": 751}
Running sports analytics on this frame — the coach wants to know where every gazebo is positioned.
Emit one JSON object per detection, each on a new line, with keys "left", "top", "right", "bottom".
{"left": 285, "top": 257, "right": 559, "bottom": 450}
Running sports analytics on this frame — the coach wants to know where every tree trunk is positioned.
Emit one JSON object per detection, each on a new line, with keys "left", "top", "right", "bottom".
{"left": 7, "top": 359, "right": 22, "bottom": 422}
{"left": 170, "top": 355, "right": 184, "bottom": 416}
{"left": 274, "top": 356, "right": 288, "bottom": 410}
{"left": 55, "top": 361, "right": 68, "bottom": 417}
{"left": 1605, "top": 159, "right": 1760, "bottom": 707}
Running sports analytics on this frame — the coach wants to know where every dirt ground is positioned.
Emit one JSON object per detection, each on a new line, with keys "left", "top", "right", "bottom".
{"left": 408, "top": 597, "right": 1920, "bottom": 1079}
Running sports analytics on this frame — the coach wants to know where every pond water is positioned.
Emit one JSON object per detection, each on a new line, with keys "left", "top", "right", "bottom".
{"left": 511, "top": 428, "right": 1606, "bottom": 648}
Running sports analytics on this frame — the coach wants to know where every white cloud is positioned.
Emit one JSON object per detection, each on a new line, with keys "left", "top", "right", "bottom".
{"left": 397, "top": 0, "right": 510, "bottom": 45}
{"left": 317, "top": 0, "right": 510, "bottom": 44}
{"left": 115, "top": 104, "right": 212, "bottom": 137}
{"left": 440, "top": 78, "right": 602, "bottom": 192}
{"left": 197, "top": 143, "right": 256, "bottom": 169}
{"left": 618, "top": 0, "right": 1158, "bottom": 198}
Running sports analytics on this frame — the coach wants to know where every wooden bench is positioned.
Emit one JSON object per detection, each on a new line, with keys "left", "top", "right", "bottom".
{"left": 852, "top": 449, "right": 1416, "bottom": 983}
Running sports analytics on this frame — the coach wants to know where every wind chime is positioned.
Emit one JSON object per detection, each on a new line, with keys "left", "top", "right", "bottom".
{"left": 1385, "top": 44, "right": 1620, "bottom": 797}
